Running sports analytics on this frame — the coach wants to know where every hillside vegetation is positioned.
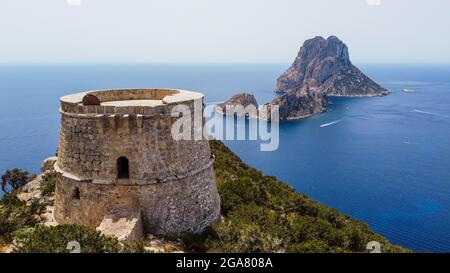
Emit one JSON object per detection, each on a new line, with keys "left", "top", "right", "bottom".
{"left": 0, "top": 140, "right": 409, "bottom": 253}
{"left": 183, "top": 140, "right": 409, "bottom": 253}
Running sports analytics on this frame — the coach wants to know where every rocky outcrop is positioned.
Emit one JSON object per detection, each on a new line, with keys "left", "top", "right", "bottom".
{"left": 40, "top": 156, "right": 57, "bottom": 173}
{"left": 17, "top": 175, "right": 44, "bottom": 205}
{"left": 263, "top": 85, "right": 328, "bottom": 121}
{"left": 18, "top": 159, "right": 55, "bottom": 207}
{"left": 215, "top": 93, "right": 259, "bottom": 118}
{"left": 17, "top": 157, "right": 58, "bottom": 227}
{"left": 275, "top": 36, "right": 388, "bottom": 97}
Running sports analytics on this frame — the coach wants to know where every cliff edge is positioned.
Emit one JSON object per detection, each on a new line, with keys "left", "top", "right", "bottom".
{"left": 264, "top": 85, "right": 328, "bottom": 121}
{"left": 275, "top": 36, "right": 389, "bottom": 97}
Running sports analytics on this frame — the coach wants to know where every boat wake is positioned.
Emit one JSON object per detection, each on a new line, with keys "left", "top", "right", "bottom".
{"left": 402, "top": 88, "right": 416, "bottom": 93}
{"left": 413, "top": 109, "right": 450, "bottom": 118}
{"left": 320, "top": 120, "right": 342, "bottom": 128}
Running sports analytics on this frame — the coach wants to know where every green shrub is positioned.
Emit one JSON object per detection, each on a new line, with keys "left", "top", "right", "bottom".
{"left": 12, "top": 224, "right": 121, "bottom": 253}
{"left": 40, "top": 171, "right": 56, "bottom": 197}
{"left": 287, "top": 239, "right": 329, "bottom": 253}
{"left": 121, "top": 239, "right": 150, "bottom": 253}
{"left": 0, "top": 194, "right": 45, "bottom": 244}
{"left": 12, "top": 224, "right": 149, "bottom": 253}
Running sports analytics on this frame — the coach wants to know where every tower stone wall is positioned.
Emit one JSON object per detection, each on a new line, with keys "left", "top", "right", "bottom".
{"left": 54, "top": 89, "right": 220, "bottom": 236}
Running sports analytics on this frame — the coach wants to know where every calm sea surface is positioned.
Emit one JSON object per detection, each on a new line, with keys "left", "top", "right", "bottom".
{"left": 0, "top": 63, "right": 449, "bottom": 252}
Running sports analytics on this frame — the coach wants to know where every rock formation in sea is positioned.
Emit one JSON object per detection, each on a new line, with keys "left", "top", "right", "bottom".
{"left": 215, "top": 92, "right": 259, "bottom": 118}
{"left": 275, "top": 36, "right": 389, "bottom": 96}
{"left": 263, "top": 85, "right": 328, "bottom": 121}
{"left": 219, "top": 36, "right": 388, "bottom": 122}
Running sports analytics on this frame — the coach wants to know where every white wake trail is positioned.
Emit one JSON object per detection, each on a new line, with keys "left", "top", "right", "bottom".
{"left": 320, "top": 119, "right": 342, "bottom": 128}
{"left": 413, "top": 109, "right": 450, "bottom": 118}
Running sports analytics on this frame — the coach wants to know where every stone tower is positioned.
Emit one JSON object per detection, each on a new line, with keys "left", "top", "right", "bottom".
{"left": 54, "top": 88, "right": 220, "bottom": 239}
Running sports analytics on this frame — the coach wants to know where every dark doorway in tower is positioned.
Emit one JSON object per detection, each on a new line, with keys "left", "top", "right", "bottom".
{"left": 72, "top": 187, "right": 80, "bottom": 200}
{"left": 117, "top": 157, "right": 129, "bottom": 179}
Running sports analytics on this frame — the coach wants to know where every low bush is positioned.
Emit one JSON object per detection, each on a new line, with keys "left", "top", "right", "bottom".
{"left": 40, "top": 171, "right": 56, "bottom": 197}
{"left": 12, "top": 224, "right": 148, "bottom": 253}
{"left": 0, "top": 194, "right": 45, "bottom": 244}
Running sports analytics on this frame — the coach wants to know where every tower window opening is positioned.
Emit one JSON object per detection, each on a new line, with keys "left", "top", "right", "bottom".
{"left": 117, "top": 157, "right": 129, "bottom": 179}
{"left": 73, "top": 187, "right": 80, "bottom": 200}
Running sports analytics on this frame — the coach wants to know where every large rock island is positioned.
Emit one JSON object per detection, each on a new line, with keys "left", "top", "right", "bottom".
{"left": 218, "top": 36, "right": 389, "bottom": 121}
{"left": 275, "top": 36, "right": 389, "bottom": 96}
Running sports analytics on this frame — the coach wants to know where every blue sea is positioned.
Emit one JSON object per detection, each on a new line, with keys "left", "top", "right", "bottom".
{"left": 0, "top": 63, "right": 449, "bottom": 252}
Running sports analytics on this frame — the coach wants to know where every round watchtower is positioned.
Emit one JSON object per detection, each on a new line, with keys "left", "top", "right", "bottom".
{"left": 54, "top": 88, "right": 220, "bottom": 237}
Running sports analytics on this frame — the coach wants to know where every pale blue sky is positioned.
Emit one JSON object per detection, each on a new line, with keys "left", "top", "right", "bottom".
{"left": 1, "top": 0, "right": 449, "bottom": 63}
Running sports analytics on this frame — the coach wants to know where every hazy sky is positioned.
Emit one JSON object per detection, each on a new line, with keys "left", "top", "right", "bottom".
{"left": 1, "top": 0, "right": 449, "bottom": 63}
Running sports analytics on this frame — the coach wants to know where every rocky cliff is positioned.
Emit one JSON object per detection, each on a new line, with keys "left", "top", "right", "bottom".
{"left": 275, "top": 36, "right": 388, "bottom": 96}
{"left": 215, "top": 93, "right": 259, "bottom": 118}
{"left": 264, "top": 85, "right": 328, "bottom": 121}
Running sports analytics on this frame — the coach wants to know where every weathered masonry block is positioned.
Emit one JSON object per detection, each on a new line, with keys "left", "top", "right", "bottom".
{"left": 54, "top": 88, "right": 221, "bottom": 238}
